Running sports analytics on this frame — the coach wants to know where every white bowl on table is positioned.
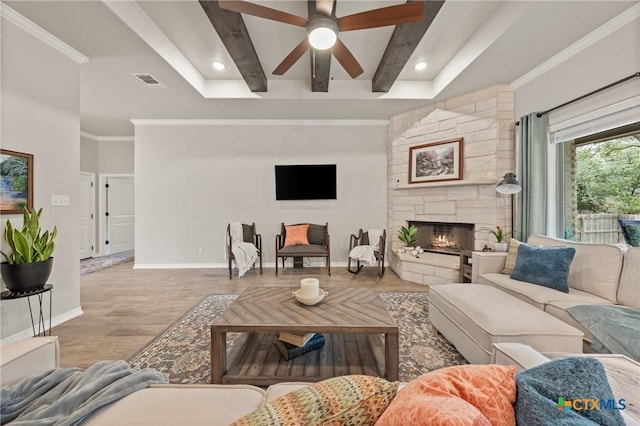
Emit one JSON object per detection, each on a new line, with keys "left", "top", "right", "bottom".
{"left": 292, "top": 289, "right": 328, "bottom": 306}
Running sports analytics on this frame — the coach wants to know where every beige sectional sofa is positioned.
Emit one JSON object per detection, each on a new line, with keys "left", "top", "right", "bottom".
{"left": 2, "top": 336, "right": 639, "bottom": 425}
{"left": 0, "top": 337, "right": 640, "bottom": 426}
{"left": 0, "top": 336, "right": 309, "bottom": 425}
{"left": 429, "top": 235, "right": 639, "bottom": 364}
{"left": 472, "top": 235, "right": 639, "bottom": 343}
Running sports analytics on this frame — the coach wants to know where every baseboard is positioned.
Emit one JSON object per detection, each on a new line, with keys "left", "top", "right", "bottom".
{"left": 0, "top": 306, "right": 84, "bottom": 346}
{"left": 133, "top": 263, "right": 223, "bottom": 269}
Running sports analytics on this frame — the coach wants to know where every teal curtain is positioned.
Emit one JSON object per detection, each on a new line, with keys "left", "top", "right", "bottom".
{"left": 517, "top": 113, "right": 548, "bottom": 240}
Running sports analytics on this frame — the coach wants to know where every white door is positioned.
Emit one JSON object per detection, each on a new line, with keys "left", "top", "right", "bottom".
{"left": 79, "top": 173, "right": 95, "bottom": 260}
{"left": 106, "top": 176, "right": 134, "bottom": 254}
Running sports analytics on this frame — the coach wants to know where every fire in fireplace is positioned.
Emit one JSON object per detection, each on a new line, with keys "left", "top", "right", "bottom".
{"left": 408, "top": 221, "right": 474, "bottom": 255}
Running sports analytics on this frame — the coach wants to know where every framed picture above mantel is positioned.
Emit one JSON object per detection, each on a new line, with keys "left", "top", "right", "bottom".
{"left": 0, "top": 149, "right": 34, "bottom": 214}
{"left": 408, "top": 138, "right": 464, "bottom": 184}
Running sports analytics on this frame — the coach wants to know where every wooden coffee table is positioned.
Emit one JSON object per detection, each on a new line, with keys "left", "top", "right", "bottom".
{"left": 210, "top": 287, "right": 399, "bottom": 385}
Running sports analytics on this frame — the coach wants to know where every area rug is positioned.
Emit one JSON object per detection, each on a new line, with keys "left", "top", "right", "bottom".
{"left": 128, "top": 292, "right": 467, "bottom": 384}
{"left": 80, "top": 250, "right": 135, "bottom": 275}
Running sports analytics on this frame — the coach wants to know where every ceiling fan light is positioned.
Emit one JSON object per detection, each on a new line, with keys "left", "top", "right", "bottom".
{"left": 307, "top": 17, "right": 338, "bottom": 50}
{"left": 309, "top": 27, "right": 336, "bottom": 49}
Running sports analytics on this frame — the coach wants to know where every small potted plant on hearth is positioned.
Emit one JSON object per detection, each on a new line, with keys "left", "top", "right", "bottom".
{"left": 1, "top": 207, "right": 57, "bottom": 293}
{"left": 479, "top": 226, "right": 512, "bottom": 252}
{"left": 398, "top": 225, "right": 418, "bottom": 248}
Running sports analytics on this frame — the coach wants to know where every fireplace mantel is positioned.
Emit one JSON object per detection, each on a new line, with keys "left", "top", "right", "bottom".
{"left": 393, "top": 179, "right": 496, "bottom": 190}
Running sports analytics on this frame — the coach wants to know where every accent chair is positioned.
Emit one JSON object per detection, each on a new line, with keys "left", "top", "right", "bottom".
{"left": 275, "top": 222, "right": 330, "bottom": 276}
{"left": 347, "top": 229, "right": 386, "bottom": 277}
{"left": 226, "top": 222, "right": 262, "bottom": 279}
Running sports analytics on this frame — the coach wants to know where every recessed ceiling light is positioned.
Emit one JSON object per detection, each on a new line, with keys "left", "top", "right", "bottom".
{"left": 212, "top": 61, "right": 226, "bottom": 71}
{"left": 414, "top": 62, "right": 428, "bottom": 71}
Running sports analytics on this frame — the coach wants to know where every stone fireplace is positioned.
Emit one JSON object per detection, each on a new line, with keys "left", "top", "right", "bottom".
{"left": 408, "top": 221, "right": 474, "bottom": 255}
{"left": 387, "top": 85, "right": 516, "bottom": 286}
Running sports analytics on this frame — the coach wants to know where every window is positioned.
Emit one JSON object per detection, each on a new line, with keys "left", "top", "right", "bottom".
{"left": 560, "top": 124, "right": 640, "bottom": 243}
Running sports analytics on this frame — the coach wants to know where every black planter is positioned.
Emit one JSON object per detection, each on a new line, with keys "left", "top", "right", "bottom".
{"left": 1, "top": 258, "right": 53, "bottom": 293}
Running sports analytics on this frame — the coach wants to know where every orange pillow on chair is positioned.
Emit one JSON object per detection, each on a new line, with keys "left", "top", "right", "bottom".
{"left": 284, "top": 224, "right": 310, "bottom": 246}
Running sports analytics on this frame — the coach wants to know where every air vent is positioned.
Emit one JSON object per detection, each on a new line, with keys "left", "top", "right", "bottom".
{"left": 132, "top": 73, "right": 166, "bottom": 88}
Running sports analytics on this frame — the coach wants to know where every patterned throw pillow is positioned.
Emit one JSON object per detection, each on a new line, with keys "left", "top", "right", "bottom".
{"left": 231, "top": 375, "right": 398, "bottom": 426}
{"left": 502, "top": 238, "right": 521, "bottom": 274}
{"left": 377, "top": 364, "right": 516, "bottom": 426}
{"left": 284, "top": 224, "right": 310, "bottom": 247}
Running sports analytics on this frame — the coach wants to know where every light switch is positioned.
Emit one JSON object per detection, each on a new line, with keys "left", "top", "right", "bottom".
{"left": 51, "top": 194, "right": 70, "bottom": 206}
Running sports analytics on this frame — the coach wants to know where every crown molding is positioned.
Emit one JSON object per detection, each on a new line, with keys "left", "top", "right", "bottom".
{"left": 130, "top": 119, "right": 389, "bottom": 126}
{"left": 81, "top": 131, "right": 134, "bottom": 142}
{"left": 511, "top": 3, "right": 640, "bottom": 90}
{"left": 0, "top": 3, "right": 89, "bottom": 64}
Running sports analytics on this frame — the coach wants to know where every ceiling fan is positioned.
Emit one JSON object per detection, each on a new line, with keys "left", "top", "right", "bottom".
{"left": 218, "top": 0, "right": 426, "bottom": 78}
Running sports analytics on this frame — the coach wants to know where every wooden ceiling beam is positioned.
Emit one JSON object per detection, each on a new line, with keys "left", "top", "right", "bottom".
{"left": 309, "top": 0, "right": 333, "bottom": 93}
{"left": 372, "top": 0, "right": 445, "bottom": 93}
{"left": 199, "top": 1, "right": 267, "bottom": 92}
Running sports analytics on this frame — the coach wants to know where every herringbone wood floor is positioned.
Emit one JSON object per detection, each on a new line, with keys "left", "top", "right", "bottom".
{"left": 53, "top": 262, "right": 426, "bottom": 368}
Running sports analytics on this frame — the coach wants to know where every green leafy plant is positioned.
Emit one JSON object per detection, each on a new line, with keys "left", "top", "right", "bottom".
{"left": 1, "top": 208, "right": 57, "bottom": 265}
{"left": 398, "top": 225, "right": 418, "bottom": 246}
{"left": 479, "top": 226, "right": 512, "bottom": 243}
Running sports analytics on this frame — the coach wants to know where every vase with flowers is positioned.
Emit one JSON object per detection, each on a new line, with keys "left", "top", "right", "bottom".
{"left": 479, "top": 226, "right": 512, "bottom": 252}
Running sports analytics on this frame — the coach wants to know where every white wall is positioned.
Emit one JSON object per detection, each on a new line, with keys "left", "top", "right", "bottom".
{"left": 80, "top": 137, "right": 134, "bottom": 174}
{"left": 515, "top": 19, "right": 638, "bottom": 117}
{"left": 80, "top": 136, "right": 99, "bottom": 174}
{"left": 1, "top": 19, "right": 82, "bottom": 339}
{"left": 133, "top": 122, "right": 387, "bottom": 268}
{"left": 99, "top": 140, "right": 134, "bottom": 174}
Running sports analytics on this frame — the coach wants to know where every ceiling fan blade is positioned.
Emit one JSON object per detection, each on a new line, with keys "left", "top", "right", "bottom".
{"left": 218, "top": 0, "right": 307, "bottom": 27}
{"left": 332, "top": 38, "right": 363, "bottom": 78}
{"left": 273, "top": 39, "right": 311, "bottom": 75}
{"left": 338, "top": 2, "right": 425, "bottom": 31}
{"left": 315, "top": 0, "right": 335, "bottom": 16}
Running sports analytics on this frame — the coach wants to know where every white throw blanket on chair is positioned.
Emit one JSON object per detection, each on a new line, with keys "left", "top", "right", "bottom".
{"left": 349, "top": 229, "right": 383, "bottom": 265}
{"left": 229, "top": 223, "right": 258, "bottom": 277}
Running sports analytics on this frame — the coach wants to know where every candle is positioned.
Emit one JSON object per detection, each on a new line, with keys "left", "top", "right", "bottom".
{"left": 300, "top": 278, "right": 319, "bottom": 298}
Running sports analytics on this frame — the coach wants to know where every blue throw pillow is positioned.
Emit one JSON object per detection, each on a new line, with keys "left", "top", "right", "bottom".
{"left": 623, "top": 224, "right": 640, "bottom": 247}
{"left": 510, "top": 243, "right": 575, "bottom": 293}
{"left": 515, "top": 357, "right": 625, "bottom": 426}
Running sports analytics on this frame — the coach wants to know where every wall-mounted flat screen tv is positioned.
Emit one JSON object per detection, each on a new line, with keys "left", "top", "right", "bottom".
{"left": 275, "top": 164, "right": 337, "bottom": 200}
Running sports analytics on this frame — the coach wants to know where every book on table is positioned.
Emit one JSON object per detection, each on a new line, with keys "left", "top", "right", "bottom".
{"left": 275, "top": 334, "right": 326, "bottom": 361}
{"left": 277, "top": 331, "right": 316, "bottom": 347}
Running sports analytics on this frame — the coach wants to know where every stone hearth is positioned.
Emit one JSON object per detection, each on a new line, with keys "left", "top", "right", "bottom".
{"left": 393, "top": 251, "right": 461, "bottom": 286}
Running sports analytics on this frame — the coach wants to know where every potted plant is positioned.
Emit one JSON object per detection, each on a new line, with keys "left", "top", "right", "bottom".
{"left": 479, "top": 226, "right": 512, "bottom": 252}
{"left": 1, "top": 208, "right": 57, "bottom": 292}
{"left": 398, "top": 225, "right": 418, "bottom": 248}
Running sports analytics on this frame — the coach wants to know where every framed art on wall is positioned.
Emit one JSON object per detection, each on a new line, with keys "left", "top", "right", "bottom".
{"left": 408, "top": 138, "right": 464, "bottom": 184}
{"left": 0, "top": 149, "right": 33, "bottom": 214}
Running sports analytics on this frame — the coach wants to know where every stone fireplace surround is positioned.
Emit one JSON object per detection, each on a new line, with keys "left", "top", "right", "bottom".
{"left": 387, "top": 85, "right": 516, "bottom": 286}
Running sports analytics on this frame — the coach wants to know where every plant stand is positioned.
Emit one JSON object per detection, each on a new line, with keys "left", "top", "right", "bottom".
{"left": 0, "top": 284, "right": 53, "bottom": 337}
